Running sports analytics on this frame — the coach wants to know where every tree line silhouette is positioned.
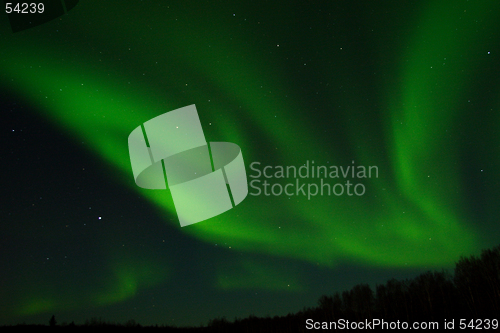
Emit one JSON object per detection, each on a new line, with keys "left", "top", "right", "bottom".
{"left": 5, "top": 243, "right": 500, "bottom": 331}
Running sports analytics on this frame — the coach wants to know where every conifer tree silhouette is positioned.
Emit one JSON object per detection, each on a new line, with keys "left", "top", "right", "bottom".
{"left": 49, "top": 315, "right": 57, "bottom": 327}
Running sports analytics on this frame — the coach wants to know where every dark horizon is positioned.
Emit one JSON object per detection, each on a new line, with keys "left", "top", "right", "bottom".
{"left": 4, "top": 243, "right": 500, "bottom": 331}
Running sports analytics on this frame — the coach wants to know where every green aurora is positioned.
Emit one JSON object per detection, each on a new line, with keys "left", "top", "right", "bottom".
{"left": 1, "top": 0, "right": 500, "bottom": 326}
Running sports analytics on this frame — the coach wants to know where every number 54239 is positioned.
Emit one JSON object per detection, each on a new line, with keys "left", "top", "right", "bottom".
{"left": 5, "top": 3, "right": 45, "bottom": 14}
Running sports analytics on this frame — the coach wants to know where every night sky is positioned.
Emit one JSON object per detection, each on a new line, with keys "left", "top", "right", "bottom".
{"left": 1, "top": 0, "right": 500, "bottom": 327}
